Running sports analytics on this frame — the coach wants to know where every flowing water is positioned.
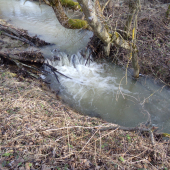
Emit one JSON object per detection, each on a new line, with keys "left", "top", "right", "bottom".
{"left": 0, "top": 0, "right": 170, "bottom": 132}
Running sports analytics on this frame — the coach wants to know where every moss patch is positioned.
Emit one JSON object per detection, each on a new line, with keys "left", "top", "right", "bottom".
{"left": 68, "top": 19, "right": 88, "bottom": 29}
{"left": 60, "top": 0, "right": 81, "bottom": 10}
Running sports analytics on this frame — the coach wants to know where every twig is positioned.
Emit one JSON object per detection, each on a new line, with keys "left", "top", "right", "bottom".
{"left": 44, "top": 63, "right": 72, "bottom": 80}
{"left": 1, "top": 31, "right": 35, "bottom": 46}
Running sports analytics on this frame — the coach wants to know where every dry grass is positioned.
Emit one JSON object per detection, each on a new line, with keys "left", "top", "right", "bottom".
{"left": 0, "top": 66, "right": 170, "bottom": 170}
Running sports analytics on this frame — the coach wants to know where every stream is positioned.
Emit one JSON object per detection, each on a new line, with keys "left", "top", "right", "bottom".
{"left": 0, "top": 0, "right": 170, "bottom": 132}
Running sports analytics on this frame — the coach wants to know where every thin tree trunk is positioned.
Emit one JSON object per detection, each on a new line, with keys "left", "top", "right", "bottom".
{"left": 131, "top": 0, "right": 140, "bottom": 78}
{"left": 124, "top": 0, "right": 136, "bottom": 39}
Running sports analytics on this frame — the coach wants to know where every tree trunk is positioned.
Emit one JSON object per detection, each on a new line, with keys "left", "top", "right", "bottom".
{"left": 124, "top": 0, "right": 137, "bottom": 39}
{"left": 124, "top": 0, "right": 140, "bottom": 78}
{"left": 47, "top": 0, "right": 88, "bottom": 29}
{"left": 132, "top": 49, "right": 139, "bottom": 78}
{"left": 45, "top": 0, "right": 140, "bottom": 74}
{"left": 77, "top": 0, "right": 111, "bottom": 56}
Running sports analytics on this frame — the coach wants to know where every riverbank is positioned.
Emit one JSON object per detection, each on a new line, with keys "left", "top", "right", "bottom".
{"left": 0, "top": 10, "right": 170, "bottom": 170}
{"left": 0, "top": 66, "right": 170, "bottom": 170}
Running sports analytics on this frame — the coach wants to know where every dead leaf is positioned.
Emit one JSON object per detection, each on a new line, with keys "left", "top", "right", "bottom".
{"left": 25, "top": 162, "right": 31, "bottom": 170}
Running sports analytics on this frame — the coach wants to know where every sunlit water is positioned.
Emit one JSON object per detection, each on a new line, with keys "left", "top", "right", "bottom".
{"left": 0, "top": 0, "right": 170, "bottom": 132}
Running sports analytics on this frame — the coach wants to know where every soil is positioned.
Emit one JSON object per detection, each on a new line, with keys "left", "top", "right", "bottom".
{"left": 0, "top": 1, "right": 170, "bottom": 170}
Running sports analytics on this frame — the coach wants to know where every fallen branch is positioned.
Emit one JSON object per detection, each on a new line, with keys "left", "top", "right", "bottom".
{"left": 0, "top": 52, "right": 47, "bottom": 79}
{"left": 5, "top": 56, "right": 40, "bottom": 79}
{"left": 0, "top": 25, "right": 36, "bottom": 46}
{"left": 1, "top": 31, "right": 36, "bottom": 46}
{"left": 0, "top": 23, "right": 50, "bottom": 47}
{"left": 0, "top": 51, "right": 44, "bottom": 63}
{"left": 44, "top": 63, "right": 72, "bottom": 79}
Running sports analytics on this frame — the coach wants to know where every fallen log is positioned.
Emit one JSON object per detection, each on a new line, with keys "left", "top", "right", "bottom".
{"left": 0, "top": 54, "right": 43, "bottom": 79}
{"left": 0, "top": 23, "right": 50, "bottom": 47}
{"left": 1, "top": 31, "right": 36, "bottom": 46}
{"left": 0, "top": 51, "right": 44, "bottom": 63}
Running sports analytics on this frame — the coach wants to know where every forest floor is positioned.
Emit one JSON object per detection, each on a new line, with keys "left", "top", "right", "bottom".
{"left": 0, "top": 1, "right": 170, "bottom": 170}
{"left": 0, "top": 66, "right": 170, "bottom": 170}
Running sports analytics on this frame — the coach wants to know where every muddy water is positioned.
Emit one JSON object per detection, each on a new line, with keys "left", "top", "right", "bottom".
{"left": 0, "top": 0, "right": 170, "bottom": 132}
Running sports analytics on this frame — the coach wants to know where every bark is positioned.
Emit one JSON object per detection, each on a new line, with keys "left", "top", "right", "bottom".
{"left": 124, "top": 0, "right": 137, "bottom": 39}
{"left": 166, "top": 4, "right": 170, "bottom": 18}
{"left": 48, "top": 0, "right": 72, "bottom": 28}
{"left": 45, "top": 0, "right": 140, "bottom": 73}
{"left": 132, "top": 49, "right": 139, "bottom": 78}
{"left": 0, "top": 24, "right": 50, "bottom": 47}
{"left": 131, "top": 0, "right": 140, "bottom": 78}
{"left": 77, "top": 0, "right": 111, "bottom": 56}
{"left": 0, "top": 52, "right": 42, "bottom": 78}
{"left": 0, "top": 52, "right": 44, "bottom": 63}
{"left": 47, "top": 0, "right": 88, "bottom": 29}
{"left": 45, "top": 0, "right": 135, "bottom": 56}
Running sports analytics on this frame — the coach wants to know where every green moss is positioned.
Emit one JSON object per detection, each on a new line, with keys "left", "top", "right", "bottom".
{"left": 115, "top": 32, "right": 119, "bottom": 38}
{"left": 165, "top": 5, "right": 170, "bottom": 18}
{"left": 162, "top": 133, "right": 170, "bottom": 138}
{"left": 60, "top": 0, "right": 81, "bottom": 10}
{"left": 68, "top": 19, "right": 88, "bottom": 29}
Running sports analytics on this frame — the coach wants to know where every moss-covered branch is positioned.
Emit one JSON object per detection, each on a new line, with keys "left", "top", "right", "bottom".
{"left": 60, "top": 0, "right": 81, "bottom": 11}
{"left": 68, "top": 19, "right": 88, "bottom": 29}
{"left": 47, "top": 0, "right": 89, "bottom": 29}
